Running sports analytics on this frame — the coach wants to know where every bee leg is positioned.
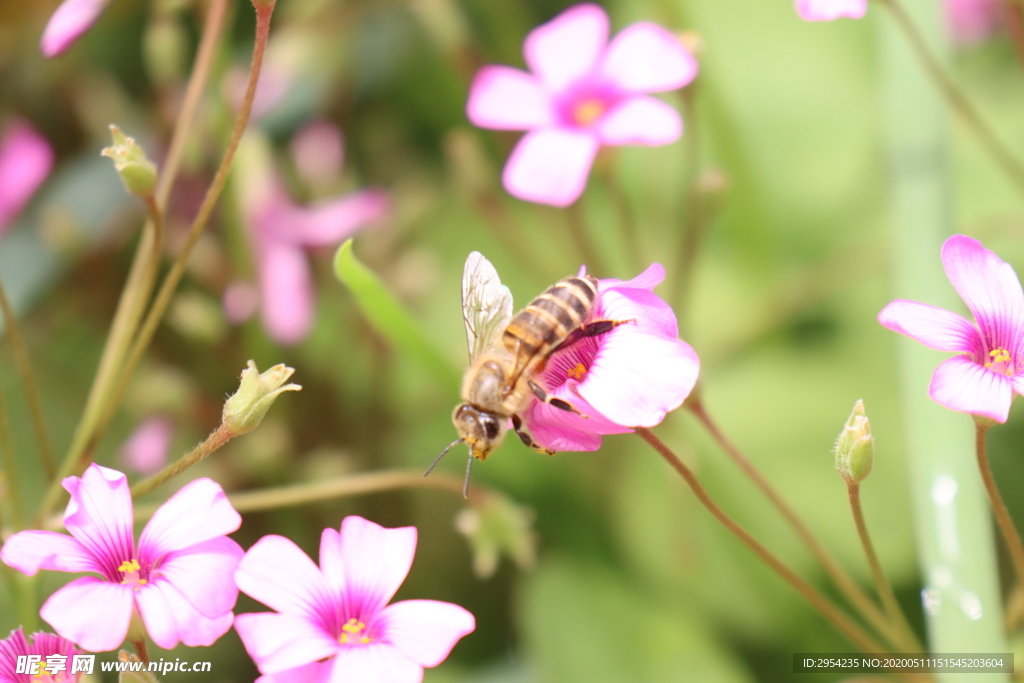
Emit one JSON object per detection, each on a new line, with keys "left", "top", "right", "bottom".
{"left": 528, "top": 380, "right": 587, "bottom": 417}
{"left": 549, "top": 319, "right": 634, "bottom": 355}
{"left": 512, "top": 415, "right": 555, "bottom": 456}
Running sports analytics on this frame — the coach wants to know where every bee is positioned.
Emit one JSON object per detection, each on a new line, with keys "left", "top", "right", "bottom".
{"left": 425, "top": 252, "right": 627, "bottom": 497}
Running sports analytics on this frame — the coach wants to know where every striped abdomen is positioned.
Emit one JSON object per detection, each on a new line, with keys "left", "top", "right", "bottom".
{"left": 501, "top": 275, "right": 597, "bottom": 369}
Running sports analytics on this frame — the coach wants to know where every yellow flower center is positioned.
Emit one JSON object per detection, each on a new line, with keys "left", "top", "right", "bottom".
{"left": 572, "top": 99, "right": 605, "bottom": 127}
{"left": 984, "top": 348, "right": 1014, "bottom": 376}
{"left": 339, "top": 617, "right": 371, "bottom": 645}
{"left": 567, "top": 362, "right": 587, "bottom": 380}
{"left": 118, "top": 558, "right": 148, "bottom": 591}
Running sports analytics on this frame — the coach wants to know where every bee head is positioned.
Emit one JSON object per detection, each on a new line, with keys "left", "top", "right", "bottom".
{"left": 452, "top": 403, "right": 505, "bottom": 460}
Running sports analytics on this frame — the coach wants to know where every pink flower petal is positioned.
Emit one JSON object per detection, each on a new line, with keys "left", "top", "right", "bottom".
{"left": 929, "top": 355, "right": 1013, "bottom": 423}
{"left": 138, "top": 478, "right": 241, "bottom": 557}
{"left": 526, "top": 418, "right": 605, "bottom": 451}
{"left": 598, "top": 22, "right": 697, "bottom": 93}
{"left": 466, "top": 66, "right": 553, "bottom": 131}
{"left": 595, "top": 96, "right": 682, "bottom": 146}
{"left": 62, "top": 465, "right": 135, "bottom": 576}
{"left": 235, "top": 535, "right": 334, "bottom": 621}
{"left": 0, "top": 530, "right": 101, "bottom": 576}
{"left": 39, "top": 577, "right": 134, "bottom": 651}
{"left": 135, "top": 580, "right": 234, "bottom": 649}
{"left": 157, "top": 537, "right": 243, "bottom": 619}
{"left": 378, "top": 600, "right": 475, "bottom": 667}
{"left": 578, "top": 324, "right": 700, "bottom": 427}
{"left": 0, "top": 120, "right": 53, "bottom": 235}
{"left": 256, "top": 661, "right": 333, "bottom": 683}
{"left": 327, "top": 643, "right": 422, "bottom": 683}
{"left": 288, "top": 190, "right": 390, "bottom": 247}
{"left": 223, "top": 281, "right": 260, "bottom": 324}
{"left": 502, "top": 129, "right": 599, "bottom": 207}
{"left": 600, "top": 262, "right": 665, "bottom": 291}
{"left": 335, "top": 516, "right": 417, "bottom": 619}
{"left": 234, "top": 612, "right": 340, "bottom": 674}
{"left": 258, "top": 239, "right": 314, "bottom": 346}
{"left": 941, "top": 235, "right": 1024, "bottom": 358}
{"left": 524, "top": 4, "right": 609, "bottom": 92}
{"left": 291, "top": 122, "right": 345, "bottom": 183}
{"left": 947, "top": 0, "right": 1002, "bottom": 45}
{"left": 598, "top": 285, "right": 679, "bottom": 338}
{"left": 40, "top": 0, "right": 110, "bottom": 57}
{"left": 120, "top": 416, "right": 173, "bottom": 477}
{"left": 795, "top": 0, "right": 868, "bottom": 21}
{"left": 521, "top": 380, "right": 633, "bottom": 452}
{"left": 877, "top": 299, "right": 981, "bottom": 353}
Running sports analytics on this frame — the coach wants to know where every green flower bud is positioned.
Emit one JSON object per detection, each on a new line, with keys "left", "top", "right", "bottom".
{"left": 222, "top": 360, "right": 301, "bottom": 436}
{"left": 102, "top": 125, "right": 158, "bottom": 198}
{"left": 834, "top": 400, "right": 874, "bottom": 485}
{"left": 117, "top": 651, "right": 160, "bottom": 683}
{"left": 454, "top": 493, "right": 536, "bottom": 579}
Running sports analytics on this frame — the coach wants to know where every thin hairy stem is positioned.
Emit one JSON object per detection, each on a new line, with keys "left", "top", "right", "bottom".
{"left": 687, "top": 396, "right": 921, "bottom": 652}
{"left": 0, "top": 381, "right": 23, "bottom": 529}
{"left": 131, "top": 424, "right": 234, "bottom": 498}
{"left": 635, "top": 427, "right": 887, "bottom": 654}
{"left": 974, "top": 420, "right": 1024, "bottom": 587}
{"left": 131, "top": 638, "right": 150, "bottom": 665}
{"left": 0, "top": 276, "right": 54, "bottom": 478}
{"left": 848, "top": 482, "right": 921, "bottom": 651}
{"left": 565, "top": 202, "right": 610, "bottom": 276}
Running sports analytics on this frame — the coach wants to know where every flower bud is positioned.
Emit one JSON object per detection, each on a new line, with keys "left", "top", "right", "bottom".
{"left": 101, "top": 125, "right": 157, "bottom": 198}
{"left": 118, "top": 651, "right": 161, "bottom": 682}
{"left": 834, "top": 400, "right": 873, "bottom": 485}
{"left": 222, "top": 360, "right": 301, "bottom": 436}
{"left": 454, "top": 493, "right": 536, "bottom": 579}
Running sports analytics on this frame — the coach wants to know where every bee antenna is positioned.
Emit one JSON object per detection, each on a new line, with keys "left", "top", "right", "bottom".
{"left": 424, "top": 438, "right": 463, "bottom": 478}
{"left": 463, "top": 455, "right": 473, "bottom": 500}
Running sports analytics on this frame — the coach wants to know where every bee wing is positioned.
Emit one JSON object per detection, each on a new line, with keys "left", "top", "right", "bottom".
{"left": 462, "top": 251, "right": 513, "bottom": 362}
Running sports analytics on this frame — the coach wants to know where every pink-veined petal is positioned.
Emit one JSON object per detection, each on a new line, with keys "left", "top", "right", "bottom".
{"left": 378, "top": 600, "right": 475, "bottom": 667}
{"left": 942, "top": 235, "right": 1024, "bottom": 358}
{"left": 336, "top": 516, "right": 417, "bottom": 619}
{"left": 135, "top": 580, "right": 234, "bottom": 649}
{"left": 138, "top": 478, "right": 241, "bottom": 557}
{"left": 288, "top": 190, "right": 389, "bottom": 247}
{"left": 467, "top": 66, "right": 553, "bottom": 131}
{"left": 62, "top": 465, "right": 135, "bottom": 579}
{"left": 235, "top": 535, "right": 334, "bottom": 623}
{"left": 929, "top": 355, "right": 1013, "bottom": 423}
{"left": 595, "top": 96, "right": 682, "bottom": 146}
{"left": 156, "top": 537, "right": 243, "bottom": 618}
{"left": 0, "top": 120, "right": 53, "bottom": 235}
{"left": 578, "top": 325, "right": 700, "bottom": 427}
{"left": 256, "top": 661, "right": 333, "bottom": 683}
{"left": 795, "top": 0, "right": 868, "bottom": 21}
{"left": 0, "top": 530, "right": 101, "bottom": 576}
{"left": 327, "top": 643, "right": 422, "bottom": 683}
{"left": 598, "top": 23, "right": 697, "bottom": 93}
{"left": 598, "top": 263, "right": 666, "bottom": 292}
{"left": 40, "top": 0, "right": 111, "bottom": 57}
{"left": 39, "top": 577, "right": 134, "bottom": 652}
{"left": 877, "top": 299, "right": 981, "bottom": 353}
{"left": 502, "top": 129, "right": 598, "bottom": 207}
{"left": 597, "top": 286, "right": 679, "bottom": 338}
{"left": 258, "top": 239, "right": 314, "bottom": 346}
{"left": 524, "top": 4, "right": 608, "bottom": 92}
{"left": 235, "top": 613, "right": 340, "bottom": 675}
{"left": 521, "top": 383, "right": 633, "bottom": 452}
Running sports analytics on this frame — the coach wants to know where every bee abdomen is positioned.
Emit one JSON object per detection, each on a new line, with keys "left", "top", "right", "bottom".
{"left": 502, "top": 276, "right": 597, "bottom": 354}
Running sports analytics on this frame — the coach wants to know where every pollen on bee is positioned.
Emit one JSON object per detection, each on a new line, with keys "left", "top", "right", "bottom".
{"left": 567, "top": 362, "right": 587, "bottom": 380}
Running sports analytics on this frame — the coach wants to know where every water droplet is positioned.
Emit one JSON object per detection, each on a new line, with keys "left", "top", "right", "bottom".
{"left": 929, "top": 566, "right": 953, "bottom": 588}
{"left": 960, "top": 591, "right": 983, "bottom": 620}
{"left": 932, "top": 476, "right": 958, "bottom": 506}
{"left": 922, "top": 588, "right": 941, "bottom": 616}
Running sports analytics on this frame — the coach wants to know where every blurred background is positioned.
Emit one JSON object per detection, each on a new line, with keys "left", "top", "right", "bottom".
{"left": 1, "top": 0, "right": 1024, "bottom": 680}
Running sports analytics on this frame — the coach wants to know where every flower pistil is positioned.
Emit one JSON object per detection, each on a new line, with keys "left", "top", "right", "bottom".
{"left": 339, "top": 617, "right": 372, "bottom": 645}
{"left": 117, "top": 558, "right": 149, "bottom": 591}
{"left": 984, "top": 348, "right": 1014, "bottom": 375}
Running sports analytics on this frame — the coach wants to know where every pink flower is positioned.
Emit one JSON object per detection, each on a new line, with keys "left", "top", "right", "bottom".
{"left": 947, "top": 0, "right": 1002, "bottom": 44}
{"left": 878, "top": 235, "right": 1024, "bottom": 423}
{"left": 0, "top": 628, "right": 82, "bottom": 682}
{"left": 795, "top": 0, "right": 867, "bottom": 21}
{"left": 521, "top": 263, "right": 700, "bottom": 451}
{"left": 119, "top": 417, "right": 173, "bottom": 477}
{"left": 290, "top": 122, "right": 345, "bottom": 185}
{"left": 0, "top": 120, "right": 54, "bottom": 236}
{"left": 466, "top": 3, "right": 697, "bottom": 207}
{"left": 0, "top": 464, "right": 243, "bottom": 652}
{"left": 40, "top": 0, "right": 111, "bottom": 57}
{"left": 234, "top": 516, "right": 475, "bottom": 683}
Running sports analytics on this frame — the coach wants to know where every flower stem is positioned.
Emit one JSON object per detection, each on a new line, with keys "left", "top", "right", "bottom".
{"left": 847, "top": 482, "right": 921, "bottom": 650}
{"left": 131, "top": 424, "right": 234, "bottom": 498}
{"left": 565, "top": 202, "right": 610, "bottom": 276}
{"left": 974, "top": 420, "right": 1024, "bottom": 588}
{"left": 131, "top": 638, "right": 150, "bottom": 665}
{"left": 878, "top": 0, "right": 1024, "bottom": 197}
{"left": 635, "top": 427, "right": 887, "bottom": 654}
{"left": 0, "top": 379, "right": 23, "bottom": 530}
{"left": 687, "top": 396, "right": 920, "bottom": 652}
{"left": 0, "top": 276, "right": 54, "bottom": 479}
{"left": 1000, "top": 1, "right": 1024, "bottom": 76}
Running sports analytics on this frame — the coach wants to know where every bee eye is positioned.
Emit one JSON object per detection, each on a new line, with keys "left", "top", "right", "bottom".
{"left": 483, "top": 417, "right": 499, "bottom": 440}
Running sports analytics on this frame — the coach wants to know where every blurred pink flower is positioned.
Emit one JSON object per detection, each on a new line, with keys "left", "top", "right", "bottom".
{"left": 794, "top": 0, "right": 867, "bottom": 21}
{"left": 0, "top": 628, "right": 82, "bottom": 682}
{"left": 119, "top": 416, "right": 173, "bottom": 477}
{"left": 0, "top": 120, "right": 54, "bottom": 236}
{"left": 290, "top": 122, "right": 344, "bottom": 185}
{"left": 40, "top": 0, "right": 111, "bottom": 57}
{"left": 878, "top": 235, "right": 1024, "bottom": 423}
{"left": 466, "top": 3, "right": 697, "bottom": 207}
{"left": 0, "top": 465, "right": 243, "bottom": 652}
{"left": 521, "top": 263, "right": 700, "bottom": 451}
{"left": 947, "top": 0, "right": 1002, "bottom": 44}
{"left": 234, "top": 516, "right": 475, "bottom": 683}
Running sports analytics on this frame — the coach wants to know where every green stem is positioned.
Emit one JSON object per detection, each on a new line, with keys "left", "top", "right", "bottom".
{"left": 0, "top": 377, "right": 23, "bottom": 529}
{"left": 974, "top": 421, "right": 1024, "bottom": 588}
{"left": 635, "top": 427, "right": 888, "bottom": 655}
{"left": 131, "top": 638, "right": 150, "bottom": 665}
{"left": 131, "top": 424, "right": 234, "bottom": 498}
{"left": 0, "top": 276, "right": 55, "bottom": 479}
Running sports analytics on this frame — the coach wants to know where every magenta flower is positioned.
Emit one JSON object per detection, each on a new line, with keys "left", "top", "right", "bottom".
{"left": 0, "top": 628, "right": 82, "bottom": 682}
{"left": 119, "top": 416, "right": 173, "bottom": 477}
{"left": 521, "top": 263, "right": 700, "bottom": 451}
{"left": 795, "top": 0, "right": 867, "bottom": 21}
{"left": 40, "top": 0, "right": 111, "bottom": 57}
{"left": 947, "top": 0, "right": 1001, "bottom": 44}
{"left": 878, "top": 235, "right": 1024, "bottom": 423}
{"left": 234, "top": 516, "right": 475, "bottom": 683}
{"left": 0, "top": 120, "right": 54, "bottom": 237}
{"left": 466, "top": 3, "right": 697, "bottom": 207}
{"left": 0, "top": 465, "right": 243, "bottom": 652}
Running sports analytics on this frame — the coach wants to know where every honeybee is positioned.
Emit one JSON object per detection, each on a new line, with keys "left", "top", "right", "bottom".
{"left": 426, "top": 252, "right": 626, "bottom": 496}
